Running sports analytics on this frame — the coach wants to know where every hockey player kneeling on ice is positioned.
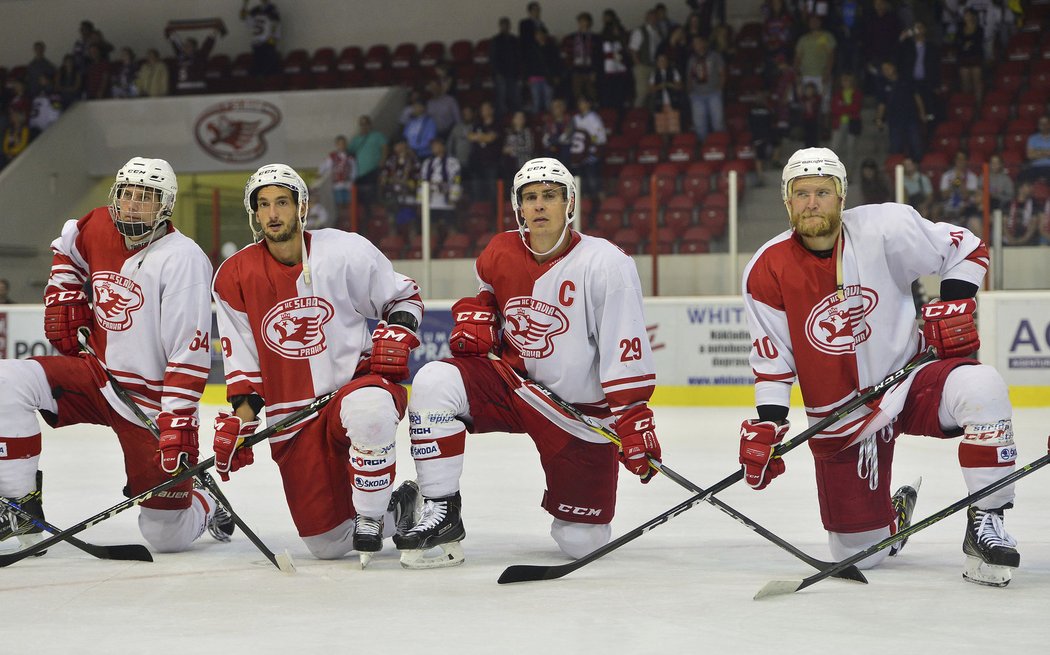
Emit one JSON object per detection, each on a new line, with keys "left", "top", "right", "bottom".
{"left": 738, "top": 147, "right": 1020, "bottom": 587}
{"left": 394, "top": 157, "right": 660, "bottom": 568}
{"left": 0, "top": 158, "right": 226, "bottom": 553}
{"left": 211, "top": 163, "right": 424, "bottom": 567}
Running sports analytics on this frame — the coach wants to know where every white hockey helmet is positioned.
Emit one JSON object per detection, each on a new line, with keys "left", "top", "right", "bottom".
{"left": 511, "top": 157, "right": 578, "bottom": 257}
{"left": 781, "top": 147, "right": 848, "bottom": 205}
{"left": 244, "top": 163, "right": 309, "bottom": 220}
{"left": 107, "top": 157, "right": 178, "bottom": 238}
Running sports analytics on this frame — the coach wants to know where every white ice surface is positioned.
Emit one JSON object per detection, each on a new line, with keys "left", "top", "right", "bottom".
{"left": 5, "top": 405, "right": 1049, "bottom": 655}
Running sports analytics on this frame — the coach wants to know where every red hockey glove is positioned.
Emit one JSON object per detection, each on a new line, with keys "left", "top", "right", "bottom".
{"left": 369, "top": 323, "right": 420, "bottom": 382}
{"left": 156, "top": 412, "right": 200, "bottom": 475}
{"left": 615, "top": 404, "right": 661, "bottom": 483}
{"left": 922, "top": 298, "right": 979, "bottom": 358}
{"left": 739, "top": 419, "right": 789, "bottom": 490}
{"left": 213, "top": 412, "right": 260, "bottom": 482}
{"left": 43, "top": 289, "right": 92, "bottom": 356}
{"left": 449, "top": 295, "right": 499, "bottom": 357}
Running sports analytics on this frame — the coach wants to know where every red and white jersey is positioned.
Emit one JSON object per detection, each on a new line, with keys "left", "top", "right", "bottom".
{"left": 212, "top": 229, "right": 423, "bottom": 441}
{"left": 743, "top": 202, "right": 989, "bottom": 457}
{"left": 477, "top": 230, "right": 655, "bottom": 421}
{"left": 47, "top": 207, "right": 213, "bottom": 426}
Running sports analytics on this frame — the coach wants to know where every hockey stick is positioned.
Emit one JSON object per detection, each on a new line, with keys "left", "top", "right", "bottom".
{"left": 487, "top": 354, "right": 866, "bottom": 583}
{"left": 0, "top": 495, "right": 153, "bottom": 562}
{"left": 0, "top": 390, "right": 337, "bottom": 568}
{"left": 78, "top": 332, "right": 294, "bottom": 572}
{"left": 497, "top": 348, "right": 937, "bottom": 584}
{"left": 754, "top": 451, "right": 1050, "bottom": 599}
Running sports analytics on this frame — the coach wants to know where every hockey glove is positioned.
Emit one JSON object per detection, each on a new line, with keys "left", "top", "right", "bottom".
{"left": 615, "top": 404, "right": 661, "bottom": 483}
{"left": 739, "top": 419, "right": 789, "bottom": 490}
{"left": 43, "top": 289, "right": 92, "bottom": 356}
{"left": 213, "top": 412, "right": 260, "bottom": 482}
{"left": 922, "top": 298, "right": 979, "bottom": 358}
{"left": 369, "top": 323, "right": 420, "bottom": 382}
{"left": 449, "top": 295, "right": 499, "bottom": 357}
{"left": 156, "top": 412, "right": 200, "bottom": 475}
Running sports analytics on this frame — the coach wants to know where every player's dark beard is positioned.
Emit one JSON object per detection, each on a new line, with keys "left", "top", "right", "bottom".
{"left": 262, "top": 220, "right": 298, "bottom": 243}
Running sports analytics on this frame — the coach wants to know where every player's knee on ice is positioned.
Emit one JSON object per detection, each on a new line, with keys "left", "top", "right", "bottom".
{"left": 342, "top": 386, "right": 400, "bottom": 454}
{"left": 302, "top": 518, "right": 356, "bottom": 560}
{"left": 138, "top": 504, "right": 208, "bottom": 553}
{"left": 829, "top": 527, "right": 891, "bottom": 569}
{"left": 551, "top": 518, "right": 611, "bottom": 559}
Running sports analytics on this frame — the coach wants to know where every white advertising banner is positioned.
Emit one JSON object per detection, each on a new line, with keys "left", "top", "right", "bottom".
{"left": 981, "top": 292, "right": 1050, "bottom": 391}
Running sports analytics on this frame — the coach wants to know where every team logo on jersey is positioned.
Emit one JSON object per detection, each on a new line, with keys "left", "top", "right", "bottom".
{"left": 804, "top": 286, "right": 879, "bottom": 355}
{"left": 194, "top": 100, "right": 281, "bottom": 163}
{"left": 91, "top": 273, "right": 145, "bottom": 331}
{"left": 261, "top": 297, "right": 335, "bottom": 359}
{"left": 503, "top": 296, "right": 569, "bottom": 358}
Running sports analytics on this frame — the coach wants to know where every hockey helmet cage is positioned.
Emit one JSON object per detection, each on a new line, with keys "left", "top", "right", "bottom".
{"left": 108, "top": 157, "right": 178, "bottom": 238}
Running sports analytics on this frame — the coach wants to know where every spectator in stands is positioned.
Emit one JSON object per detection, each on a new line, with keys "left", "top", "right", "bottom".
{"left": 987, "top": 154, "right": 1015, "bottom": 212}
{"left": 648, "top": 52, "right": 684, "bottom": 134}
{"left": 570, "top": 95, "right": 607, "bottom": 201}
{"left": 168, "top": 28, "right": 218, "bottom": 94}
{"left": 861, "top": 0, "right": 902, "bottom": 93}
{"left": 380, "top": 138, "right": 420, "bottom": 225}
{"left": 761, "top": 0, "right": 796, "bottom": 66}
{"left": 599, "top": 10, "right": 633, "bottom": 113}
{"left": 404, "top": 100, "right": 437, "bottom": 159}
{"left": 568, "top": 12, "right": 601, "bottom": 106}
{"left": 799, "top": 81, "right": 821, "bottom": 147}
{"left": 54, "top": 54, "right": 83, "bottom": 108}
{"left": 519, "top": 1, "right": 546, "bottom": 66}
{"left": 348, "top": 114, "right": 388, "bottom": 207}
{"left": 447, "top": 105, "right": 475, "bottom": 179}
{"left": 875, "top": 59, "right": 925, "bottom": 162}
{"left": 135, "top": 48, "right": 170, "bottom": 98}
{"left": 4, "top": 79, "right": 30, "bottom": 118}
{"left": 467, "top": 101, "right": 502, "bottom": 201}
{"left": 82, "top": 44, "right": 111, "bottom": 99}
{"left": 686, "top": 0, "right": 722, "bottom": 37}
{"left": 710, "top": 22, "right": 736, "bottom": 69}
{"left": 685, "top": 35, "right": 725, "bottom": 141}
{"left": 399, "top": 88, "right": 424, "bottom": 126}
{"left": 630, "top": 9, "right": 661, "bottom": 108}
{"left": 829, "top": 71, "right": 861, "bottom": 164}
{"left": 653, "top": 3, "right": 675, "bottom": 41}
{"left": 426, "top": 79, "right": 462, "bottom": 140}
{"left": 901, "top": 156, "right": 934, "bottom": 217}
{"left": 418, "top": 137, "right": 463, "bottom": 234}
{"left": 491, "top": 17, "right": 523, "bottom": 118}
{"left": 1, "top": 109, "right": 29, "bottom": 168}
{"left": 859, "top": 158, "right": 893, "bottom": 205}
{"left": 748, "top": 90, "right": 776, "bottom": 183}
{"left": 938, "top": 151, "right": 981, "bottom": 229}
{"left": 540, "top": 97, "right": 573, "bottom": 162}
{"left": 1003, "top": 182, "right": 1046, "bottom": 246}
{"left": 957, "top": 8, "right": 985, "bottom": 105}
{"left": 832, "top": 0, "right": 863, "bottom": 76}
{"left": 897, "top": 20, "right": 940, "bottom": 124}
{"left": 658, "top": 25, "right": 690, "bottom": 79}
{"left": 1019, "top": 116, "right": 1050, "bottom": 185}
{"left": 28, "top": 74, "right": 62, "bottom": 138}
{"left": 794, "top": 14, "right": 836, "bottom": 110}
{"left": 241, "top": 0, "right": 282, "bottom": 77}
{"left": 110, "top": 47, "right": 139, "bottom": 98}
{"left": 523, "top": 27, "right": 560, "bottom": 115}
{"left": 313, "top": 135, "right": 356, "bottom": 230}
{"left": 0, "top": 279, "right": 13, "bottom": 304}
{"left": 72, "top": 20, "right": 111, "bottom": 73}
{"left": 25, "top": 41, "right": 56, "bottom": 99}
{"left": 502, "top": 110, "right": 535, "bottom": 184}
{"left": 770, "top": 54, "right": 797, "bottom": 158}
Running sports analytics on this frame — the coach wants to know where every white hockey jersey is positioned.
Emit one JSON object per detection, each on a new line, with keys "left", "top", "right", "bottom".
{"left": 47, "top": 207, "right": 213, "bottom": 426}
{"left": 212, "top": 229, "right": 423, "bottom": 441}
{"left": 742, "top": 202, "right": 989, "bottom": 457}
{"left": 477, "top": 230, "right": 655, "bottom": 419}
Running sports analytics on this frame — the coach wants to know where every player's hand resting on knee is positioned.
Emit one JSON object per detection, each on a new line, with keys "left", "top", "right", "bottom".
{"left": 156, "top": 412, "right": 200, "bottom": 475}
{"left": 449, "top": 294, "right": 499, "bottom": 357}
{"left": 213, "top": 412, "right": 260, "bottom": 482}
{"left": 369, "top": 323, "right": 420, "bottom": 382}
{"left": 739, "top": 419, "right": 789, "bottom": 490}
{"left": 922, "top": 298, "right": 979, "bottom": 358}
{"left": 615, "top": 404, "right": 661, "bottom": 483}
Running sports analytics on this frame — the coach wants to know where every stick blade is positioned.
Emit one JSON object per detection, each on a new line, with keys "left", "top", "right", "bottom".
{"left": 498, "top": 563, "right": 571, "bottom": 584}
{"left": 102, "top": 544, "right": 154, "bottom": 562}
{"left": 753, "top": 579, "right": 804, "bottom": 600}
{"left": 276, "top": 549, "right": 296, "bottom": 573}
{"left": 831, "top": 565, "right": 867, "bottom": 584}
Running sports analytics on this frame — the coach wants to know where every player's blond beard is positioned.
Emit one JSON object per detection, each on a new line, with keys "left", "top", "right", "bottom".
{"left": 789, "top": 203, "right": 842, "bottom": 239}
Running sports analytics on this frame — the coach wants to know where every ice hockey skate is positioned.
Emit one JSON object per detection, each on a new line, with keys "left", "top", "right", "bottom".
{"left": 390, "top": 479, "right": 421, "bottom": 536}
{"left": 889, "top": 477, "right": 921, "bottom": 557}
{"left": 353, "top": 514, "right": 383, "bottom": 567}
{"left": 962, "top": 505, "right": 1019, "bottom": 587}
{"left": 0, "top": 471, "right": 47, "bottom": 555}
{"left": 354, "top": 480, "right": 420, "bottom": 568}
{"left": 194, "top": 479, "right": 235, "bottom": 543}
{"left": 393, "top": 491, "right": 465, "bottom": 569}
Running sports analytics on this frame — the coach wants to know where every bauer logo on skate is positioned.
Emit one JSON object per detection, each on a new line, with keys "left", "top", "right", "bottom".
{"left": 90, "top": 273, "right": 144, "bottom": 331}
{"left": 804, "top": 286, "right": 878, "bottom": 356}
{"left": 260, "top": 297, "right": 334, "bottom": 359}
{"left": 411, "top": 442, "right": 441, "bottom": 458}
{"left": 354, "top": 474, "right": 391, "bottom": 490}
{"left": 503, "top": 297, "right": 569, "bottom": 358}
{"left": 194, "top": 99, "right": 281, "bottom": 163}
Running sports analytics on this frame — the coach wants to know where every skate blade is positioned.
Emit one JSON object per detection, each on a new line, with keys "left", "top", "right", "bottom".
{"left": 399, "top": 542, "right": 465, "bottom": 569}
{"left": 359, "top": 551, "right": 375, "bottom": 569}
{"left": 962, "top": 556, "right": 1012, "bottom": 587}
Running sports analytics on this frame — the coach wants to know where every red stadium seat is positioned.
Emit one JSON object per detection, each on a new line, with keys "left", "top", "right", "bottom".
{"left": 667, "top": 132, "right": 697, "bottom": 163}
{"left": 663, "top": 195, "right": 696, "bottom": 237}
{"left": 391, "top": 43, "right": 418, "bottom": 69}
{"left": 282, "top": 49, "right": 309, "bottom": 74}
{"left": 594, "top": 196, "right": 627, "bottom": 233}
{"left": 651, "top": 164, "right": 679, "bottom": 201}
{"left": 419, "top": 41, "right": 445, "bottom": 67}
{"left": 679, "top": 226, "right": 712, "bottom": 253}
{"left": 616, "top": 165, "right": 646, "bottom": 202}
{"left": 449, "top": 40, "right": 473, "bottom": 65}
{"left": 310, "top": 47, "right": 336, "bottom": 73}
{"left": 363, "top": 44, "right": 391, "bottom": 71}
{"left": 611, "top": 228, "right": 643, "bottom": 254}
{"left": 336, "top": 46, "right": 363, "bottom": 72}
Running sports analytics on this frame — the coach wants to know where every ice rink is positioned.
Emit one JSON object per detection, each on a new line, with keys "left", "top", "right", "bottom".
{"left": 5, "top": 404, "right": 1049, "bottom": 654}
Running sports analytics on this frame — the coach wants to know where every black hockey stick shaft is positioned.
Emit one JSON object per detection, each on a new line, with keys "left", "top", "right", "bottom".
{"left": 0, "top": 496, "right": 153, "bottom": 562}
{"left": 491, "top": 356, "right": 866, "bottom": 582}
{"left": 754, "top": 451, "right": 1050, "bottom": 599}
{"left": 79, "top": 333, "right": 284, "bottom": 570}
{"left": 0, "top": 391, "right": 336, "bottom": 567}
{"left": 497, "top": 349, "right": 936, "bottom": 584}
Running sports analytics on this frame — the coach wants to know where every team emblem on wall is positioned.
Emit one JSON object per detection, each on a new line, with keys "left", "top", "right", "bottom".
{"left": 261, "top": 296, "right": 335, "bottom": 358}
{"left": 194, "top": 100, "right": 281, "bottom": 163}
{"left": 503, "top": 296, "right": 569, "bottom": 358}
{"left": 91, "top": 272, "right": 145, "bottom": 331}
{"left": 804, "top": 287, "right": 879, "bottom": 355}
